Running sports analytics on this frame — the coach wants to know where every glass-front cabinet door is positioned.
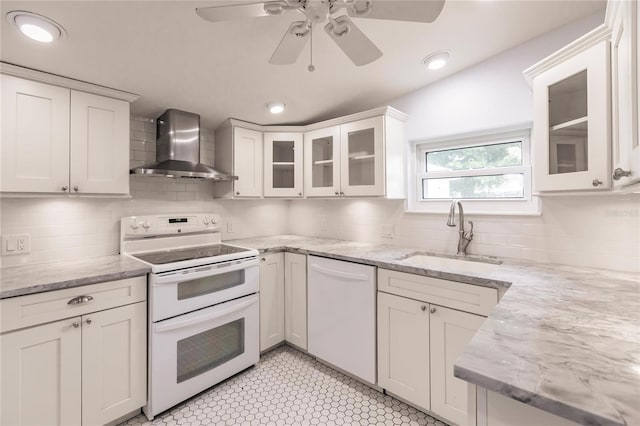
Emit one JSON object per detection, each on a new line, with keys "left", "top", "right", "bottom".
{"left": 264, "top": 132, "right": 303, "bottom": 197}
{"left": 304, "top": 126, "right": 341, "bottom": 197}
{"left": 532, "top": 40, "right": 610, "bottom": 192}
{"left": 340, "top": 116, "right": 385, "bottom": 196}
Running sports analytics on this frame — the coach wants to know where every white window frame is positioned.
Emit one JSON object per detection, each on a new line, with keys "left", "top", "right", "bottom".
{"left": 407, "top": 124, "right": 541, "bottom": 215}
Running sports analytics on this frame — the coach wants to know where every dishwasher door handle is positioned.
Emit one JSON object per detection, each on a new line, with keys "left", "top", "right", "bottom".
{"left": 310, "top": 263, "right": 369, "bottom": 281}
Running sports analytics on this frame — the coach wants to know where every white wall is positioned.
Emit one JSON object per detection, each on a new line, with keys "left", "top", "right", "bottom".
{"left": 0, "top": 117, "right": 289, "bottom": 267}
{"left": 391, "top": 12, "right": 605, "bottom": 141}
{"left": 288, "top": 12, "right": 640, "bottom": 273}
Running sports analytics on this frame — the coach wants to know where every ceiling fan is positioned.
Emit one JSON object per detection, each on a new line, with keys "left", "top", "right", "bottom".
{"left": 196, "top": 0, "right": 446, "bottom": 67}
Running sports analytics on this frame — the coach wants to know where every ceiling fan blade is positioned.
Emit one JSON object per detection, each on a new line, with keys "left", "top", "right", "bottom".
{"left": 269, "top": 21, "right": 311, "bottom": 65}
{"left": 324, "top": 16, "right": 382, "bottom": 66}
{"left": 347, "top": 0, "right": 445, "bottom": 23}
{"left": 196, "top": 1, "right": 288, "bottom": 22}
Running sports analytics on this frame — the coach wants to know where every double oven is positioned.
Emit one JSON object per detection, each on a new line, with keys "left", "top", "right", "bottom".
{"left": 120, "top": 214, "right": 260, "bottom": 420}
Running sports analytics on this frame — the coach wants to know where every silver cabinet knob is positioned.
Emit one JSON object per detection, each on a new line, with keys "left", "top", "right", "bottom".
{"left": 261, "top": 258, "right": 266, "bottom": 262}
{"left": 340, "top": 192, "right": 344, "bottom": 196}
{"left": 420, "top": 305, "right": 427, "bottom": 312}
{"left": 61, "top": 185, "right": 68, "bottom": 191}
{"left": 236, "top": 192, "right": 240, "bottom": 195}
{"left": 592, "top": 179, "right": 603, "bottom": 187}
{"left": 430, "top": 307, "right": 436, "bottom": 314}
{"left": 72, "top": 321, "right": 80, "bottom": 328}
{"left": 73, "top": 185, "right": 79, "bottom": 192}
{"left": 298, "top": 193, "right": 302, "bottom": 196}
{"left": 335, "top": 191, "right": 339, "bottom": 196}
{"left": 85, "top": 318, "right": 92, "bottom": 325}
{"left": 613, "top": 168, "right": 632, "bottom": 180}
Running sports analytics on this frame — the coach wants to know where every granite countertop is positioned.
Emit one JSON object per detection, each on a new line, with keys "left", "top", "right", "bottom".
{"left": 228, "top": 235, "right": 640, "bottom": 426}
{"left": 0, "top": 255, "right": 151, "bottom": 299}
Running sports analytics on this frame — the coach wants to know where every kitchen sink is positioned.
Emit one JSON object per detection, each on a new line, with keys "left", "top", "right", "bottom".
{"left": 397, "top": 252, "right": 502, "bottom": 275}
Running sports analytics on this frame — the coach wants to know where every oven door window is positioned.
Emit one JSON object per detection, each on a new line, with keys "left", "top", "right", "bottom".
{"left": 176, "top": 318, "right": 245, "bottom": 383}
{"left": 177, "top": 270, "right": 245, "bottom": 300}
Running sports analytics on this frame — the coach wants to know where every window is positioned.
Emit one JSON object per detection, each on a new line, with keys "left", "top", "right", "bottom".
{"left": 409, "top": 126, "right": 540, "bottom": 215}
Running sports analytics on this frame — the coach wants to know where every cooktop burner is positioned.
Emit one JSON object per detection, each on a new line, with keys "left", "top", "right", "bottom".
{"left": 132, "top": 244, "right": 253, "bottom": 265}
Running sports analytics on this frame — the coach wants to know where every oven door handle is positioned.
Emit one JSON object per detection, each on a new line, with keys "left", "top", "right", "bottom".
{"left": 154, "top": 257, "right": 259, "bottom": 285}
{"left": 154, "top": 296, "right": 258, "bottom": 333}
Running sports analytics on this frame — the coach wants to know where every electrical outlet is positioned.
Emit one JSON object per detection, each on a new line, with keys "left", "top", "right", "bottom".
{"left": 2, "top": 234, "right": 31, "bottom": 255}
{"left": 380, "top": 224, "right": 394, "bottom": 239}
{"left": 227, "top": 221, "right": 234, "bottom": 233}
{"left": 320, "top": 217, "right": 328, "bottom": 232}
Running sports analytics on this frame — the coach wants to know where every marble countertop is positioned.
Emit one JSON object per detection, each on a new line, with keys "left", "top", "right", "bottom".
{"left": 0, "top": 255, "right": 150, "bottom": 299}
{"left": 228, "top": 235, "right": 640, "bottom": 426}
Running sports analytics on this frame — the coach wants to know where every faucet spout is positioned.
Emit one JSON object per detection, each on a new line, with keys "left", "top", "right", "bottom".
{"left": 446, "top": 200, "right": 473, "bottom": 256}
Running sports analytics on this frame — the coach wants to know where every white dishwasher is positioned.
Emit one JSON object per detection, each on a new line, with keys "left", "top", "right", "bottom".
{"left": 307, "top": 255, "right": 376, "bottom": 384}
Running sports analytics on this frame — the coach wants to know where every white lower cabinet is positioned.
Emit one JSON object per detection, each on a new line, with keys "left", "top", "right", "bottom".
{"left": 82, "top": 303, "right": 147, "bottom": 426}
{"left": 377, "top": 268, "right": 497, "bottom": 426}
{"left": 1, "top": 317, "right": 82, "bottom": 426}
{"left": 476, "top": 388, "right": 580, "bottom": 426}
{"left": 284, "top": 252, "right": 307, "bottom": 350}
{"left": 377, "top": 292, "right": 430, "bottom": 411}
{"left": 0, "top": 279, "right": 147, "bottom": 426}
{"left": 259, "top": 252, "right": 285, "bottom": 351}
{"left": 430, "top": 306, "right": 485, "bottom": 426}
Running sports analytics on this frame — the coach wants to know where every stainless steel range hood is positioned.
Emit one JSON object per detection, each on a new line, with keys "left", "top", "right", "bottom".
{"left": 130, "top": 109, "right": 236, "bottom": 180}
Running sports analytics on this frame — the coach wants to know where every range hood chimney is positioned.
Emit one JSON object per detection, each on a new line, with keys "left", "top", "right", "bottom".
{"left": 130, "top": 109, "right": 236, "bottom": 180}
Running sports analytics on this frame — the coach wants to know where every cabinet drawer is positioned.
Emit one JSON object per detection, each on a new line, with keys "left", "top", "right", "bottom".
{"left": 1, "top": 276, "right": 146, "bottom": 333}
{"left": 378, "top": 269, "right": 497, "bottom": 316}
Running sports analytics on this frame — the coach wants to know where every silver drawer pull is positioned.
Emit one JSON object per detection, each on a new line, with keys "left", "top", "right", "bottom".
{"left": 67, "top": 295, "right": 94, "bottom": 305}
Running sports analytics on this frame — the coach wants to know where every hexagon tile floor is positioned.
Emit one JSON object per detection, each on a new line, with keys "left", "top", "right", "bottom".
{"left": 121, "top": 345, "right": 448, "bottom": 426}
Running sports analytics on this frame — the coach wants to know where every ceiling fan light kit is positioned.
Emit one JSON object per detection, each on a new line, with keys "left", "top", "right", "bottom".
{"left": 196, "top": 0, "right": 446, "bottom": 67}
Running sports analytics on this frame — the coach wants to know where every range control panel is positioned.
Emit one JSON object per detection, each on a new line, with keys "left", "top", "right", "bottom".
{"left": 121, "top": 213, "right": 221, "bottom": 237}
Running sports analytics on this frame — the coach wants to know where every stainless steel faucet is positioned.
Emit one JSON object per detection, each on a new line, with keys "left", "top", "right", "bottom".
{"left": 447, "top": 201, "right": 474, "bottom": 256}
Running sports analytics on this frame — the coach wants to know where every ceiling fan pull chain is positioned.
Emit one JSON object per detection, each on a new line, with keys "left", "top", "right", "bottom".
{"left": 308, "top": 22, "right": 315, "bottom": 72}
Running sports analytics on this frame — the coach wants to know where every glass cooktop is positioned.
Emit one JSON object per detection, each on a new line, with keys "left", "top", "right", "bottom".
{"left": 133, "top": 244, "right": 253, "bottom": 265}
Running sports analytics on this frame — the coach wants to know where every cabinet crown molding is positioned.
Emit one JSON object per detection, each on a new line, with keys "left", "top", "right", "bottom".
{"left": 0, "top": 62, "right": 139, "bottom": 102}
{"left": 522, "top": 24, "right": 612, "bottom": 86}
{"left": 217, "top": 105, "right": 408, "bottom": 133}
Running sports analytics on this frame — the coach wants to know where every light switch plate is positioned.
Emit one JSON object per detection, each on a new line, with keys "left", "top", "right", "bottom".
{"left": 226, "top": 221, "right": 234, "bottom": 233}
{"left": 380, "top": 224, "right": 394, "bottom": 239}
{"left": 2, "top": 234, "right": 31, "bottom": 255}
{"left": 320, "top": 217, "right": 328, "bottom": 232}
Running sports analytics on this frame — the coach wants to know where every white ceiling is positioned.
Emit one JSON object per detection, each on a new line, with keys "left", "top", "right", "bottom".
{"left": 1, "top": 1, "right": 605, "bottom": 129}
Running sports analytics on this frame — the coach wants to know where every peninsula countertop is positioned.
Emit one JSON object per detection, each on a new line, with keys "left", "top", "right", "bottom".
{"left": 0, "top": 255, "right": 151, "bottom": 299}
{"left": 228, "top": 234, "right": 640, "bottom": 426}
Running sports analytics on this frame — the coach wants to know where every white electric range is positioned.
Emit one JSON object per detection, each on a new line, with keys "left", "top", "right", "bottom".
{"left": 120, "top": 213, "right": 260, "bottom": 420}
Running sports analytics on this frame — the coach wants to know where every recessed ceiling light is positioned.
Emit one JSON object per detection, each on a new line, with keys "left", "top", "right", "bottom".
{"left": 266, "top": 102, "right": 285, "bottom": 114}
{"left": 7, "top": 11, "right": 66, "bottom": 43}
{"left": 422, "top": 51, "right": 450, "bottom": 70}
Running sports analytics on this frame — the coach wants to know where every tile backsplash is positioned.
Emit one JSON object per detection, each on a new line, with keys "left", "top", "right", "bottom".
{"left": 0, "top": 115, "right": 638, "bottom": 273}
{"left": 287, "top": 197, "right": 640, "bottom": 273}
{"left": 0, "top": 116, "right": 288, "bottom": 267}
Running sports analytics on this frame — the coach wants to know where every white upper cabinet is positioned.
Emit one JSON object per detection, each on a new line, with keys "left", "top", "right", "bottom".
{"left": 340, "top": 117, "right": 385, "bottom": 196}
{"left": 607, "top": 0, "right": 640, "bottom": 187}
{"left": 214, "top": 124, "right": 264, "bottom": 198}
{"left": 1, "top": 74, "right": 71, "bottom": 193}
{"left": 525, "top": 29, "right": 611, "bottom": 192}
{"left": 1, "top": 70, "right": 134, "bottom": 195}
{"left": 70, "top": 91, "right": 130, "bottom": 194}
{"left": 302, "top": 111, "right": 407, "bottom": 198}
{"left": 304, "top": 126, "right": 341, "bottom": 197}
{"left": 234, "top": 127, "right": 264, "bottom": 197}
{"left": 216, "top": 107, "right": 408, "bottom": 199}
{"left": 264, "top": 132, "right": 303, "bottom": 198}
